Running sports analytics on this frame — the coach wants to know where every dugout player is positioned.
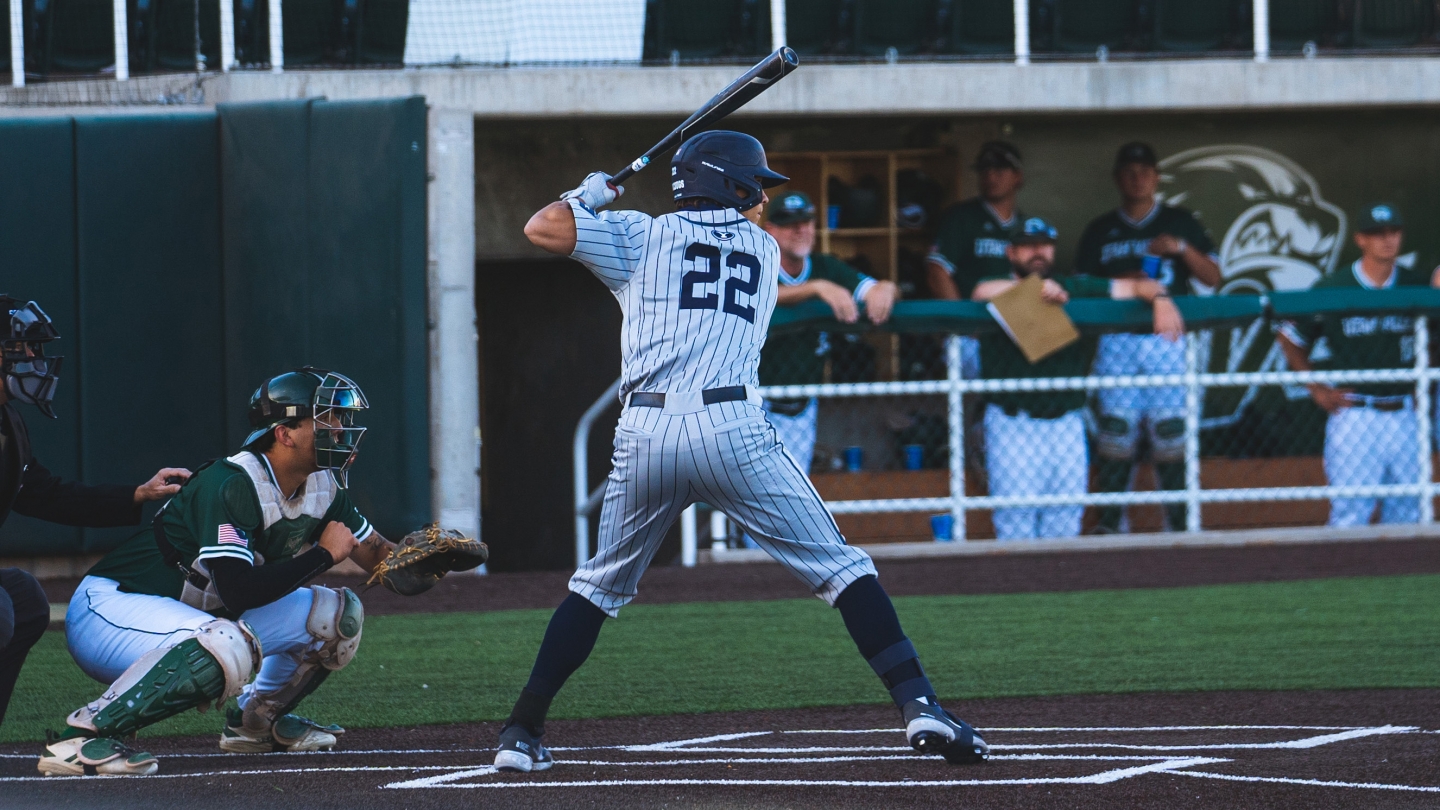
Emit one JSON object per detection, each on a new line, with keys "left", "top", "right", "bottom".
{"left": 37, "top": 368, "right": 396, "bottom": 776}
{"left": 926, "top": 140, "right": 1027, "bottom": 378}
{"left": 973, "top": 218, "right": 1183, "bottom": 540}
{"left": 0, "top": 296, "right": 190, "bottom": 730}
{"left": 502, "top": 130, "right": 988, "bottom": 773}
{"left": 758, "top": 190, "right": 900, "bottom": 472}
{"left": 1277, "top": 203, "right": 1440, "bottom": 526}
{"left": 1075, "top": 142, "right": 1221, "bottom": 533}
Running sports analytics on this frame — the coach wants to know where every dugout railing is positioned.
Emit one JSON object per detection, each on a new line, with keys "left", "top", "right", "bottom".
{"left": 574, "top": 288, "right": 1440, "bottom": 567}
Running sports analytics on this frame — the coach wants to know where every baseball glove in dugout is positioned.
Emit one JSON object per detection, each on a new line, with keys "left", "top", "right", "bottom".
{"left": 366, "top": 524, "right": 488, "bottom": 596}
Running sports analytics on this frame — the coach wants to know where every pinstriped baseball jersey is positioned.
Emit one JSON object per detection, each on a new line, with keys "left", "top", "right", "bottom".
{"left": 566, "top": 198, "right": 876, "bottom": 615}
{"left": 568, "top": 198, "right": 780, "bottom": 401}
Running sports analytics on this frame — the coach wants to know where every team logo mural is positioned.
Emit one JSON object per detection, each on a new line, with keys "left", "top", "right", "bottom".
{"left": 1158, "top": 145, "right": 1347, "bottom": 428}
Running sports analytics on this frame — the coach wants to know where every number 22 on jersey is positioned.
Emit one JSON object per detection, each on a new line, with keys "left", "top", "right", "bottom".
{"left": 679, "top": 242, "right": 761, "bottom": 323}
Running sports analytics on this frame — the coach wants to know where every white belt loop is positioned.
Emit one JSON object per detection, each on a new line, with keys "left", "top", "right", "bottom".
{"left": 661, "top": 391, "right": 705, "bottom": 415}
{"left": 745, "top": 384, "right": 762, "bottom": 406}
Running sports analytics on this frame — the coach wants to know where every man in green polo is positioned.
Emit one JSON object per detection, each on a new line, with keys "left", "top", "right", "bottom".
{"left": 972, "top": 217, "right": 1182, "bottom": 540}
{"left": 757, "top": 191, "right": 900, "bottom": 474}
{"left": 1277, "top": 202, "right": 1440, "bottom": 526}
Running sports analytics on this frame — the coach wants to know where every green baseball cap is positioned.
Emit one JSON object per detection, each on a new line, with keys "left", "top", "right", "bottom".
{"left": 766, "top": 191, "right": 816, "bottom": 226}
{"left": 1356, "top": 202, "right": 1404, "bottom": 232}
{"left": 1012, "top": 216, "right": 1058, "bottom": 245}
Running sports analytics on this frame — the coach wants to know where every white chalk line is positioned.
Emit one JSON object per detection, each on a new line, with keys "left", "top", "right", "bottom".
{"left": 383, "top": 757, "right": 1231, "bottom": 789}
{"left": 783, "top": 725, "right": 1365, "bottom": 734}
{"left": 1174, "top": 769, "right": 1440, "bottom": 793}
{"left": 0, "top": 764, "right": 456, "bottom": 784}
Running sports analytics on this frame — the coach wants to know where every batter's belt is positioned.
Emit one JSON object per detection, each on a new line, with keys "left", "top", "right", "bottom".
{"left": 630, "top": 386, "right": 748, "bottom": 408}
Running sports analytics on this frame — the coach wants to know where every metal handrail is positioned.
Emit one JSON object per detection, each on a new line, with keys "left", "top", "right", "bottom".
{"left": 573, "top": 376, "right": 621, "bottom": 567}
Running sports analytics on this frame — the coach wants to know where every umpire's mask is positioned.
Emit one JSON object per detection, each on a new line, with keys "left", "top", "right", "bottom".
{"left": 1, "top": 298, "right": 63, "bottom": 419}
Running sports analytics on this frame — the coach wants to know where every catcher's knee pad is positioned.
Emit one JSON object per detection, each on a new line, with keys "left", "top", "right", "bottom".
{"left": 238, "top": 587, "right": 363, "bottom": 734}
{"left": 307, "top": 585, "right": 364, "bottom": 671}
{"left": 1095, "top": 413, "right": 1139, "bottom": 460}
{"left": 1148, "top": 417, "right": 1186, "bottom": 463}
{"left": 68, "top": 620, "right": 260, "bottom": 738}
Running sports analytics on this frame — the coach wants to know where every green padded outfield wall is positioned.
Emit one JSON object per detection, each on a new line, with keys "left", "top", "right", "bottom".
{"left": 0, "top": 98, "right": 429, "bottom": 556}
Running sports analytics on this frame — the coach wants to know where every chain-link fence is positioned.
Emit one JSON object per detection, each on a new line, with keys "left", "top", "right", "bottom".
{"left": 573, "top": 290, "right": 1440, "bottom": 556}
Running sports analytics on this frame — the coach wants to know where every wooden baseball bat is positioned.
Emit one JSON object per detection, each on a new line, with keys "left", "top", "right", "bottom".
{"left": 610, "top": 47, "right": 800, "bottom": 185}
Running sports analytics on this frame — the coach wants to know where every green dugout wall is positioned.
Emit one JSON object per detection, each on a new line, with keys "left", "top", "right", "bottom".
{"left": 0, "top": 97, "right": 429, "bottom": 556}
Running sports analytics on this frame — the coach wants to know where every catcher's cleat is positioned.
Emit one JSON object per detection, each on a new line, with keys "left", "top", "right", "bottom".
{"left": 220, "top": 710, "right": 343, "bottom": 753}
{"left": 38, "top": 735, "right": 158, "bottom": 777}
{"left": 903, "top": 697, "right": 989, "bottom": 764}
{"left": 494, "top": 722, "right": 553, "bottom": 773}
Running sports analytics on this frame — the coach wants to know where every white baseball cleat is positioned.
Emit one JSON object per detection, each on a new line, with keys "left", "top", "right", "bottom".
{"left": 220, "top": 712, "right": 343, "bottom": 753}
{"left": 38, "top": 736, "right": 159, "bottom": 777}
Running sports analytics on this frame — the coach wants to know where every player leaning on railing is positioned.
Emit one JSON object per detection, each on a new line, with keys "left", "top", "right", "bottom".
{"left": 1076, "top": 142, "right": 1222, "bottom": 534}
{"left": 972, "top": 218, "right": 1182, "bottom": 541}
{"left": 1277, "top": 203, "right": 1440, "bottom": 527}
{"left": 498, "top": 130, "right": 989, "bottom": 774}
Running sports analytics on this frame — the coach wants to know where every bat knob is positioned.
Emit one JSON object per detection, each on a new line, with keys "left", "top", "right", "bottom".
{"left": 781, "top": 47, "right": 799, "bottom": 66}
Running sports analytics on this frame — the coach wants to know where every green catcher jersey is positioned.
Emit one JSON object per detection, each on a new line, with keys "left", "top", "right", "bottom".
{"left": 979, "top": 274, "right": 1113, "bottom": 416}
{"left": 1074, "top": 204, "right": 1216, "bottom": 293}
{"left": 1280, "top": 260, "right": 1434, "bottom": 398}
{"left": 928, "top": 198, "right": 1025, "bottom": 299}
{"left": 87, "top": 450, "right": 373, "bottom": 602}
{"left": 759, "top": 253, "right": 875, "bottom": 388}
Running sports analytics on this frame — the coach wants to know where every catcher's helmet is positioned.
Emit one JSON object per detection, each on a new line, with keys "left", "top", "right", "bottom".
{"left": 671, "top": 130, "right": 788, "bottom": 212}
{"left": 1, "top": 295, "right": 63, "bottom": 419}
{"left": 245, "top": 367, "right": 369, "bottom": 485}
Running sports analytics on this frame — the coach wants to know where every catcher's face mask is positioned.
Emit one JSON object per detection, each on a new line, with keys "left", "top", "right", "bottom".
{"left": 312, "top": 371, "right": 368, "bottom": 486}
{"left": 2, "top": 299, "right": 63, "bottom": 419}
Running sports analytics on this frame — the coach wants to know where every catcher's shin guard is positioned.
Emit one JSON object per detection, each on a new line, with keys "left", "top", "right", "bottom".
{"left": 62, "top": 620, "right": 260, "bottom": 740}
{"left": 235, "top": 586, "right": 362, "bottom": 737}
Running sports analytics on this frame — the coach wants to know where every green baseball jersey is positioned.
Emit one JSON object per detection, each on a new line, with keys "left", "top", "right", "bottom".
{"left": 87, "top": 451, "right": 372, "bottom": 603}
{"left": 1074, "top": 204, "right": 1216, "bottom": 293}
{"left": 759, "top": 253, "right": 875, "bottom": 387}
{"left": 1280, "top": 260, "right": 1433, "bottom": 398}
{"left": 928, "top": 198, "right": 1025, "bottom": 298}
{"left": 980, "top": 274, "right": 1113, "bottom": 416}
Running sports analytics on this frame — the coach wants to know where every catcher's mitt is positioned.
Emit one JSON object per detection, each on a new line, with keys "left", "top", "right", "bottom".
{"left": 366, "top": 524, "right": 488, "bottom": 596}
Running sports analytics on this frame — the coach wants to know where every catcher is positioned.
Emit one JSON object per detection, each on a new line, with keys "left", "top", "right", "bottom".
{"left": 39, "top": 368, "right": 485, "bottom": 777}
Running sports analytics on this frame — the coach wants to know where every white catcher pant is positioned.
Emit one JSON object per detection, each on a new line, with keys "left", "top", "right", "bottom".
{"left": 1094, "top": 333, "right": 1186, "bottom": 418}
{"left": 1324, "top": 404, "right": 1421, "bottom": 527}
{"left": 66, "top": 575, "right": 325, "bottom": 713}
{"left": 984, "top": 404, "right": 1088, "bottom": 540}
{"left": 571, "top": 397, "right": 876, "bottom": 616}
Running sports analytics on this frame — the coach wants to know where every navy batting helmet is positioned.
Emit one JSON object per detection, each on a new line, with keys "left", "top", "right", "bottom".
{"left": 671, "top": 130, "right": 788, "bottom": 212}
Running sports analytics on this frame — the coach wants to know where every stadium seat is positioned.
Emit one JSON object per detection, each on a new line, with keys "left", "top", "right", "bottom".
{"left": 852, "top": 0, "right": 936, "bottom": 55}
{"left": 355, "top": 0, "right": 407, "bottom": 63}
{"left": 784, "top": 0, "right": 843, "bottom": 55}
{"left": 946, "top": 0, "right": 1015, "bottom": 54}
{"left": 148, "top": 0, "right": 220, "bottom": 71}
{"left": 37, "top": 0, "right": 115, "bottom": 73}
{"left": 644, "top": 0, "right": 747, "bottom": 60}
{"left": 1052, "top": 0, "right": 1135, "bottom": 52}
{"left": 1153, "top": 0, "right": 1234, "bottom": 51}
{"left": 1267, "top": 0, "right": 1336, "bottom": 49}
{"left": 1352, "top": 0, "right": 1432, "bottom": 47}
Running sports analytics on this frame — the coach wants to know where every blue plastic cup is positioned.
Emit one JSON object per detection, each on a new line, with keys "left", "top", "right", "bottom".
{"left": 903, "top": 444, "right": 924, "bottom": 470}
{"left": 930, "top": 514, "right": 954, "bottom": 542}
{"left": 1141, "top": 253, "right": 1162, "bottom": 279}
{"left": 827, "top": 205, "right": 843, "bottom": 230}
{"left": 844, "top": 446, "right": 863, "bottom": 472}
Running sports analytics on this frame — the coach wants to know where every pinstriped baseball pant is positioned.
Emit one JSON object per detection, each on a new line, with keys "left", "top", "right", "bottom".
{"left": 570, "top": 398, "right": 877, "bottom": 617}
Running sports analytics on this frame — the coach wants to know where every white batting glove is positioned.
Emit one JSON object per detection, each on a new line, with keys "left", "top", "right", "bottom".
{"left": 561, "top": 172, "right": 624, "bottom": 210}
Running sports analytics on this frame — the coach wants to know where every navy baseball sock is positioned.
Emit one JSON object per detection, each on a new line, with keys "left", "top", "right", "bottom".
{"left": 506, "top": 593, "right": 608, "bottom": 735}
{"left": 835, "top": 575, "right": 934, "bottom": 708}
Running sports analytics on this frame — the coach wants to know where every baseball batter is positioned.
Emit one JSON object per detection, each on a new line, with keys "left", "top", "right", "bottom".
{"left": 1075, "top": 142, "right": 1220, "bottom": 532}
{"left": 495, "top": 131, "right": 988, "bottom": 772}
{"left": 1278, "top": 203, "right": 1440, "bottom": 526}
{"left": 37, "top": 369, "right": 392, "bottom": 776}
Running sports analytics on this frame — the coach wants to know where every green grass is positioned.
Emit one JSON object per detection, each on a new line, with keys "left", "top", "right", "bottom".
{"left": 4, "top": 574, "right": 1438, "bottom": 743}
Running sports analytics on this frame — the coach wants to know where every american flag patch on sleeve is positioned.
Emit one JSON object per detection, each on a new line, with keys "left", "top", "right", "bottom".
{"left": 217, "top": 524, "right": 249, "bottom": 547}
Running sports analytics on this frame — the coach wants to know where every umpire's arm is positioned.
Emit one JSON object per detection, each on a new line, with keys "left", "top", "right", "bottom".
{"left": 12, "top": 456, "right": 141, "bottom": 527}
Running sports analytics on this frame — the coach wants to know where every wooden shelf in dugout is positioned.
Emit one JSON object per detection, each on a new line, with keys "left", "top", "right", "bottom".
{"left": 767, "top": 149, "right": 959, "bottom": 382}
